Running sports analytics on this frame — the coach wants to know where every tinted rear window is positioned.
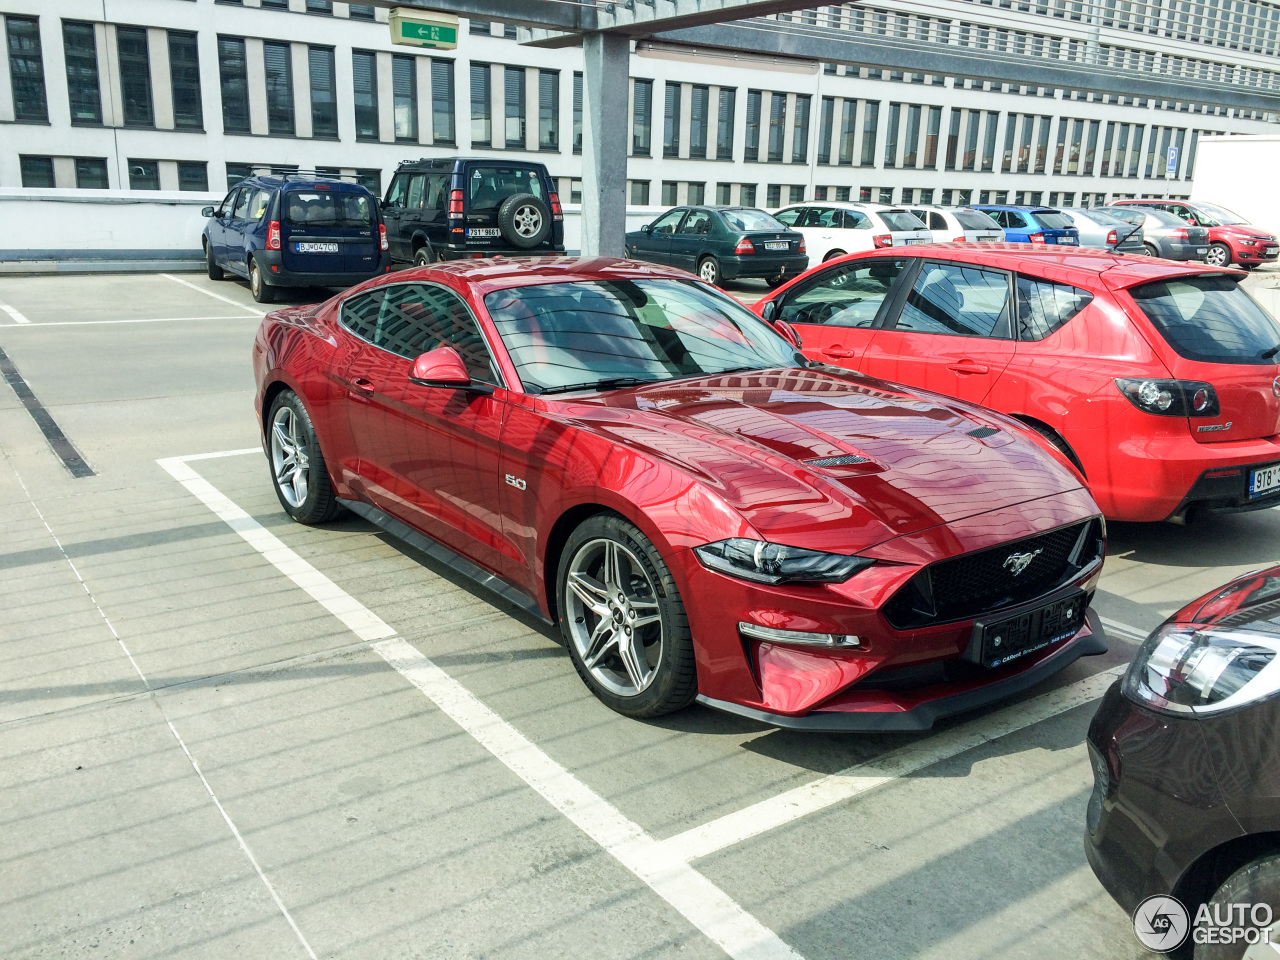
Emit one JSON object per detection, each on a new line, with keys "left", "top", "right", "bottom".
{"left": 468, "top": 166, "right": 544, "bottom": 210}
{"left": 1031, "top": 210, "right": 1074, "bottom": 229}
{"left": 285, "top": 191, "right": 373, "bottom": 227}
{"left": 1130, "top": 276, "right": 1280, "bottom": 365}
{"left": 722, "top": 208, "right": 785, "bottom": 232}
{"left": 955, "top": 210, "right": 1000, "bottom": 230}
{"left": 880, "top": 211, "right": 926, "bottom": 232}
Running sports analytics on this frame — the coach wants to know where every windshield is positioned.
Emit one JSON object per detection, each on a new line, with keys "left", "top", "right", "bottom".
{"left": 484, "top": 278, "right": 803, "bottom": 393}
{"left": 880, "top": 211, "right": 926, "bottom": 232}
{"left": 468, "top": 166, "right": 544, "bottom": 210}
{"left": 955, "top": 209, "right": 1000, "bottom": 229}
{"left": 722, "top": 208, "right": 785, "bottom": 232}
{"left": 1192, "top": 202, "right": 1247, "bottom": 227}
{"left": 285, "top": 191, "right": 373, "bottom": 227}
{"left": 1129, "top": 275, "right": 1280, "bottom": 365}
{"left": 1032, "top": 210, "right": 1074, "bottom": 230}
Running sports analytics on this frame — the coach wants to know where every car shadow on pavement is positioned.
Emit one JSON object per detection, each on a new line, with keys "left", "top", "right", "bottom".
{"left": 1108, "top": 511, "right": 1280, "bottom": 567}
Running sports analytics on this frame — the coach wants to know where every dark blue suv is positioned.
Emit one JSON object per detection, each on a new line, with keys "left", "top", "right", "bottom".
{"left": 970, "top": 205, "right": 1080, "bottom": 246}
{"left": 201, "top": 175, "right": 390, "bottom": 303}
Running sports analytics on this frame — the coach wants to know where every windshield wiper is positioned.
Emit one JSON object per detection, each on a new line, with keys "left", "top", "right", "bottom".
{"left": 1261, "top": 343, "right": 1280, "bottom": 361}
{"left": 536, "top": 376, "right": 661, "bottom": 395}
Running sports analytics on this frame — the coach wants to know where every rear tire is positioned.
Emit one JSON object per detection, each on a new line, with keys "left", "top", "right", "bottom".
{"left": 205, "top": 242, "right": 225, "bottom": 281}
{"left": 414, "top": 245, "right": 435, "bottom": 267}
{"left": 822, "top": 249, "right": 847, "bottom": 262}
{"left": 1204, "top": 242, "right": 1232, "bottom": 267}
{"left": 1193, "top": 853, "right": 1280, "bottom": 960}
{"left": 267, "top": 390, "right": 340, "bottom": 525}
{"left": 249, "top": 258, "right": 275, "bottom": 303}
{"left": 697, "top": 256, "right": 721, "bottom": 286}
{"left": 1144, "top": 242, "right": 1161, "bottom": 259}
{"left": 765, "top": 274, "right": 788, "bottom": 289}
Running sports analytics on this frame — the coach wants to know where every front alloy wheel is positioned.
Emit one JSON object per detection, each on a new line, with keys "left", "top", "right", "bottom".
{"left": 250, "top": 259, "right": 275, "bottom": 303}
{"left": 267, "top": 391, "right": 339, "bottom": 524}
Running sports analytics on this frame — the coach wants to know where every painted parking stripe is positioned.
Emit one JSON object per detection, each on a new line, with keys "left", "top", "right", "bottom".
{"left": 0, "top": 302, "right": 31, "bottom": 324}
{"left": 0, "top": 315, "right": 249, "bottom": 328}
{"left": 1100, "top": 616, "right": 1150, "bottom": 645}
{"left": 157, "top": 452, "right": 805, "bottom": 960}
{"left": 160, "top": 273, "right": 266, "bottom": 316}
{"left": 661, "top": 664, "right": 1125, "bottom": 863}
{"left": 0, "top": 345, "right": 94, "bottom": 478}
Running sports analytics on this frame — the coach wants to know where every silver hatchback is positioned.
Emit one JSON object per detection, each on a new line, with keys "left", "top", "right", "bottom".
{"left": 1058, "top": 207, "right": 1146, "bottom": 254}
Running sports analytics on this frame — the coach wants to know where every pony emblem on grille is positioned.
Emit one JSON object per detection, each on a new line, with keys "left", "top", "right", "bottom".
{"left": 1003, "top": 548, "right": 1044, "bottom": 576}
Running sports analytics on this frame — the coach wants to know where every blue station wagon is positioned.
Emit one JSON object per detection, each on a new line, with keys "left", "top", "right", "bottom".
{"left": 970, "top": 205, "right": 1081, "bottom": 247}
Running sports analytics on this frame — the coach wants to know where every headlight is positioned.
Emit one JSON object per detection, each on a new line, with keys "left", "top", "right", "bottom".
{"left": 1121, "top": 624, "right": 1280, "bottom": 716}
{"left": 694, "top": 538, "right": 875, "bottom": 585}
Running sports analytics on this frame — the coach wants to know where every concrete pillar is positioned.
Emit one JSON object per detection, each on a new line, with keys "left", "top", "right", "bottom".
{"left": 104, "top": 25, "right": 126, "bottom": 130}
{"left": 149, "top": 27, "right": 175, "bottom": 129}
{"left": 292, "top": 43, "right": 312, "bottom": 138}
{"left": 679, "top": 82, "right": 692, "bottom": 159}
{"left": 53, "top": 158, "right": 77, "bottom": 189}
{"left": 580, "top": 32, "right": 628, "bottom": 257}
{"left": 159, "top": 160, "right": 180, "bottom": 191}
{"left": 245, "top": 38, "right": 269, "bottom": 136}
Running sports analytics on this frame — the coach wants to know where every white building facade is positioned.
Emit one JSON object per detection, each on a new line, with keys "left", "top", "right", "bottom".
{"left": 2, "top": 0, "right": 1279, "bottom": 213}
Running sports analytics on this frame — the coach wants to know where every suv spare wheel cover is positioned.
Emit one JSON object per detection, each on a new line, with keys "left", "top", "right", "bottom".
{"left": 498, "top": 194, "right": 551, "bottom": 249}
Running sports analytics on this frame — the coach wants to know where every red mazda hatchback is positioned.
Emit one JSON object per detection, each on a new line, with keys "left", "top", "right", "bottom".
{"left": 254, "top": 257, "right": 1109, "bottom": 729}
{"left": 755, "top": 245, "right": 1280, "bottom": 522}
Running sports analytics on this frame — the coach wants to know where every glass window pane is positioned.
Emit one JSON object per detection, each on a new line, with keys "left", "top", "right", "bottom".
{"left": 393, "top": 55, "right": 417, "bottom": 141}
{"left": 263, "top": 41, "right": 294, "bottom": 136}
{"left": 572, "top": 71, "right": 581, "bottom": 153}
{"left": 690, "top": 84, "right": 708, "bottom": 159}
{"left": 431, "top": 59, "right": 455, "bottom": 144}
{"left": 75, "top": 157, "right": 109, "bottom": 189}
{"left": 503, "top": 65, "right": 524, "bottom": 146}
{"left": 896, "top": 262, "right": 1012, "bottom": 337}
{"left": 177, "top": 161, "right": 208, "bottom": 192}
{"left": 7, "top": 16, "right": 48, "bottom": 123}
{"left": 861, "top": 101, "right": 879, "bottom": 166}
{"left": 1016, "top": 277, "right": 1093, "bottom": 341}
{"left": 780, "top": 259, "right": 905, "bottom": 328}
{"left": 63, "top": 21, "right": 102, "bottom": 125}
{"left": 128, "top": 159, "right": 160, "bottom": 190}
{"left": 768, "top": 92, "right": 786, "bottom": 162}
{"left": 632, "top": 78, "right": 651, "bottom": 156}
{"left": 376, "top": 284, "right": 496, "bottom": 383}
{"left": 792, "top": 94, "right": 810, "bottom": 163}
{"left": 116, "top": 26, "right": 153, "bottom": 127}
{"left": 309, "top": 46, "right": 337, "bottom": 138}
{"left": 20, "top": 155, "right": 54, "bottom": 187}
{"left": 218, "top": 37, "right": 250, "bottom": 134}
{"left": 716, "top": 88, "right": 735, "bottom": 160}
{"left": 745, "top": 90, "right": 762, "bottom": 162}
{"left": 168, "top": 31, "right": 202, "bottom": 129}
{"left": 470, "top": 62, "right": 490, "bottom": 145}
{"left": 538, "top": 69, "right": 558, "bottom": 150}
{"left": 353, "top": 50, "right": 379, "bottom": 140}
{"left": 664, "top": 82, "right": 681, "bottom": 158}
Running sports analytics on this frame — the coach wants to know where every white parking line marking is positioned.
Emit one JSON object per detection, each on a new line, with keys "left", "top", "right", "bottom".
{"left": 158, "top": 451, "right": 804, "bottom": 960}
{"left": 0, "top": 315, "right": 248, "bottom": 328}
{"left": 0, "top": 302, "right": 32, "bottom": 324}
{"left": 661, "top": 665, "right": 1126, "bottom": 863}
{"left": 160, "top": 273, "right": 266, "bottom": 316}
{"left": 1100, "top": 616, "right": 1149, "bottom": 645}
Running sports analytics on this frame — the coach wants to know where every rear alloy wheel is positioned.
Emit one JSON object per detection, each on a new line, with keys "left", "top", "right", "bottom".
{"left": 205, "top": 242, "right": 224, "bottom": 281}
{"left": 822, "top": 249, "right": 847, "bottom": 262}
{"left": 1194, "top": 853, "right": 1280, "bottom": 959}
{"left": 249, "top": 259, "right": 275, "bottom": 303}
{"left": 267, "top": 390, "right": 339, "bottom": 524}
{"left": 414, "top": 245, "right": 435, "bottom": 267}
{"left": 1204, "top": 242, "right": 1232, "bottom": 268}
{"left": 558, "top": 514, "right": 696, "bottom": 718}
{"left": 1144, "top": 242, "right": 1161, "bottom": 259}
{"left": 697, "top": 256, "right": 721, "bottom": 286}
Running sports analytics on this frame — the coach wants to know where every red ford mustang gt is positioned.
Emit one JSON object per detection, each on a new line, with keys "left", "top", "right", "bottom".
{"left": 754, "top": 245, "right": 1280, "bottom": 522}
{"left": 253, "top": 257, "right": 1108, "bottom": 729}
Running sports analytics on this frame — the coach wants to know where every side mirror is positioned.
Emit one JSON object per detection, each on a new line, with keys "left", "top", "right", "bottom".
{"left": 774, "top": 319, "right": 802, "bottom": 348}
{"left": 201, "top": 206, "right": 215, "bottom": 218}
{"left": 641, "top": 224, "right": 652, "bottom": 234}
{"left": 760, "top": 299, "right": 778, "bottom": 322}
{"left": 408, "top": 345, "right": 492, "bottom": 393}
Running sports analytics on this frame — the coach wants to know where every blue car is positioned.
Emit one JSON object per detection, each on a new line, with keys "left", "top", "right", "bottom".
{"left": 202, "top": 174, "right": 391, "bottom": 303}
{"left": 970, "top": 205, "right": 1080, "bottom": 247}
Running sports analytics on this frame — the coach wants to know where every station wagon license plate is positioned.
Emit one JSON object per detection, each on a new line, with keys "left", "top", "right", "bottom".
{"left": 1250, "top": 463, "right": 1280, "bottom": 499}
{"left": 1057, "top": 237, "right": 1077, "bottom": 244}
{"left": 763, "top": 241, "right": 789, "bottom": 251}
{"left": 295, "top": 242, "right": 338, "bottom": 253}
{"left": 972, "top": 591, "right": 1087, "bottom": 669}
{"left": 467, "top": 228, "right": 501, "bottom": 238}
{"left": 901, "top": 238, "right": 927, "bottom": 244}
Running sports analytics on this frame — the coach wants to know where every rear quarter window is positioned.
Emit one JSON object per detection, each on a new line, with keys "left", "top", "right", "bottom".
{"left": 880, "top": 211, "right": 926, "bottom": 232}
{"left": 955, "top": 210, "right": 1000, "bottom": 230}
{"left": 1017, "top": 277, "right": 1094, "bottom": 341}
{"left": 1032, "top": 211, "right": 1074, "bottom": 230}
{"left": 1129, "top": 275, "right": 1280, "bottom": 365}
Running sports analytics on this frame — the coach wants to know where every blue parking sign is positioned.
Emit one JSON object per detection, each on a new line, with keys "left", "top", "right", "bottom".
{"left": 1166, "top": 145, "right": 1179, "bottom": 175}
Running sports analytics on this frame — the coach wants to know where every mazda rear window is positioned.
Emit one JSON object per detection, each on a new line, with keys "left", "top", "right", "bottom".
{"left": 468, "top": 166, "right": 544, "bottom": 210}
{"left": 1031, "top": 211, "right": 1074, "bottom": 229}
{"left": 285, "top": 191, "right": 373, "bottom": 227}
{"left": 880, "top": 211, "right": 926, "bottom": 232}
{"left": 1130, "top": 276, "right": 1280, "bottom": 365}
{"left": 955, "top": 210, "right": 1000, "bottom": 229}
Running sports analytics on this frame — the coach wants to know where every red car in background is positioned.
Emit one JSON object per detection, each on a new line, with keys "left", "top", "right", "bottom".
{"left": 1109, "top": 199, "right": 1279, "bottom": 269}
{"left": 254, "top": 256, "right": 1109, "bottom": 730}
{"left": 754, "top": 244, "right": 1280, "bottom": 523}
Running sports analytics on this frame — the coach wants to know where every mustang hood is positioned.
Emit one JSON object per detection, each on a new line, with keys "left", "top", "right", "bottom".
{"left": 559, "top": 367, "right": 1088, "bottom": 551}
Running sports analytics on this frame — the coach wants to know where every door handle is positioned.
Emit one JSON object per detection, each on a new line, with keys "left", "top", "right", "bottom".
{"left": 351, "top": 377, "right": 375, "bottom": 393}
{"left": 948, "top": 361, "right": 990, "bottom": 375}
{"left": 822, "top": 345, "right": 855, "bottom": 359}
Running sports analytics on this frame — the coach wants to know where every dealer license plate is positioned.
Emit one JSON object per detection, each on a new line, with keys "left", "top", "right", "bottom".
{"left": 1250, "top": 463, "right": 1280, "bottom": 499}
{"left": 1268, "top": 246, "right": 1279, "bottom": 255}
{"left": 295, "top": 242, "right": 338, "bottom": 253}
{"left": 467, "top": 228, "right": 501, "bottom": 238}
{"left": 972, "top": 592, "right": 1087, "bottom": 669}
{"left": 763, "top": 241, "right": 789, "bottom": 251}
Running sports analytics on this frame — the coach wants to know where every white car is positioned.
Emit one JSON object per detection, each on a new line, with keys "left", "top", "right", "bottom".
{"left": 772, "top": 202, "right": 932, "bottom": 263}
{"left": 906, "top": 206, "right": 1004, "bottom": 243}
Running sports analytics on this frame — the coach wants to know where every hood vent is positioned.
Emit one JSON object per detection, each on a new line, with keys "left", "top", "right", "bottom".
{"left": 804, "top": 454, "right": 870, "bottom": 467}
{"left": 966, "top": 426, "right": 999, "bottom": 439}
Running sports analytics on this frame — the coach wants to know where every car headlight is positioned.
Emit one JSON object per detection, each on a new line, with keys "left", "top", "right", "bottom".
{"left": 1121, "top": 624, "right": 1280, "bottom": 716}
{"left": 694, "top": 538, "right": 874, "bottom": 585}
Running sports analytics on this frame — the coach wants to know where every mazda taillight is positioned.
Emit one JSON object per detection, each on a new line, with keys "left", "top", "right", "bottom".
{"left": 1115, "top": 379, "right": 1220, "bottom": 417}
{"left": 379, "top": 223, "right": 388, "bottom": 251}
{"left": 267, "top": 220, "right": 281, "bottom": 251}
{"left": 873, "top": 234, "right": 892, "bottom": 248}
{"left": 1107, "top": 230, "right": 1119, "bottom": 244}
{"left": 448, "top": 189, "right": 464, "bottom": 219}
{"left": 548, "top": 192, "right": 563, "bottom": 220}
{"left": 734, "top": 237, "right": 755, "bottom": 255}
{"left": 1029, "top": 232, "right": 1045, "bottom": 244}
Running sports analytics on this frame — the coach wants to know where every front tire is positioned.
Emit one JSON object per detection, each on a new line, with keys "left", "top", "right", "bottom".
{"left": 697, "top": 256, "right": 721, "bottom": 286}
{"left": 205, "top": 242, "right": 225, "bottom": 281}
{"left": 267, "top": 390, "right": 339, "bottom": 524}
{"left": 1204, "top": 242, "right": 1232, "bottom": 267}
{"left": 1194, "top": 853, "right": 1280, "bottom": 959}
{"left": 557, "top": 514, "right": 697, "bottom": 718}
{"left": 250, "top": 258, "right": 275, "bottom": 303}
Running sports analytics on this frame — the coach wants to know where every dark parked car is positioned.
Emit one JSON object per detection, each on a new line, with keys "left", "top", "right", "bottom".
{"left": 382, "top": 157, "right": 564, "bottom": 265}
{"left": 625, "top": 206, "right": 808, "bottom": 287}
{"left": 202, "top": 174, "right": 390, "bottom": 303}
{"left": 1087, "top": 566, "right": 1280, "bottom": 956}
{"left": 1106, "top": 206, "right": 1211, "bottom": 262}
{"left": 971, "top": 205, "right": 1080, "bottom": 246}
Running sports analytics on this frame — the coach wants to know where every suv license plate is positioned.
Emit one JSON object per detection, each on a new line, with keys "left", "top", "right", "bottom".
{"left": 763, "top": 241, "right": 789, "bottom": 251}
{"left": 973, "top": 592, "right": 1087, "bottom": 669}
{"left": 295, "top": 242, "right": 338, "bottom": 253}
{"left": 467, "top": 228, "right": 501, "bottom": 238}
{"left": 1250, "top": 463, "right": 1280, "bottom": 499}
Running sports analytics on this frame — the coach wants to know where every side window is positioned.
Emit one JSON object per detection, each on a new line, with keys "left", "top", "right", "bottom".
{"left": 218, "top": 188, "right": 240, "bottom": 217}
{"left": 893, "top": 261, "right": 1012, "bottom": 338}
{"left": 1016, "top": 276, "right": 1094, "bottom": 341}
{"left": 246, "top": 188, "right": 273, "bottom": 222}
{"left": 406, "top": 174, "right": 427, "bottom": 210}
{"left": 773, "top": 208, "right": 802, "bottom": 226}
{"left": 232, "top": 188, "right": 252, "bottom": 220}
{"left": 929, "top": 212, "right": 948, "bottom": 232}
{"left": 779, "top": 259, "right": 906, "bottom": 328}
{"left": 681, "top": 210, "right": 712, "bottom": 235}
{"left": 843, "top": 211, "right": 872, "bottom": 230}
{"left": 798, "top": 208, "right": 827, "bottom": 228}
{"left": 340, "top": 289, "right": 383, "bottom": 342}
{"left": 650, "top": 209, "right": 686, "bottom": 234}
{"left": 376, "top": 283, "right": 498, "bottom": 383}
{"left": 384, "top": 174, "right": 409, "bottom": 208}
{"left": 1005, "top": 211, "right": 1028, "bottom": 228}
{"left": 427, "top": 174, "right": 450, "bottom": 210}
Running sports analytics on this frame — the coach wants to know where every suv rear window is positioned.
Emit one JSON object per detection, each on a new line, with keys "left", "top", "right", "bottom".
{"left": 1130, "top": 275, "right": 1280, "bottom": 365}
{"left": 286, "top": 191, "right": 373, "bottom": 227}
{"left": 880, "top": 211, "right": 925, "bottom": 232}
{"left": 1031, "top": 210, "right": 1074, "bottom": 229}
{"left": 468, "top": 166, "right": 543, "bottom": 210}
{"left": 955, "top": 210, "right": 999, "bottom": 230}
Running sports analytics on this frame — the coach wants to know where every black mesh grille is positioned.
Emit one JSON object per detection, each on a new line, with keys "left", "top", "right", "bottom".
{"left": 805, "top": 454, "right": 870, "bottom": 467}
{"left": 884, "top": 518, "right": 1103, "bottom": 629}
{"left": 966, "top": 426, "right": 999, "bottom": 439}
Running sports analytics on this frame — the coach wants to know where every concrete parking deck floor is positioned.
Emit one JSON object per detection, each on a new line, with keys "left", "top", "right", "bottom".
{"left": 1, "top": 267, "right": 1278, "bottom": 959}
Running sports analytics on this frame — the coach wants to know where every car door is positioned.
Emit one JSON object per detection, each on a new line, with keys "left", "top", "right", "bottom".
{"left": 327, "top": 287, "right": 391, "bottom": 488}
{"left": 634, "top": 208, "right": 686, "bottom": 267}
{"left": 358, "top": 282, "right": 518, "bottom": 577}
{"left": 381, "top": 173, "right": 411, "bottom": 262}
{"left": 671, "top": 209, "right": 712, "bottom": 271}
{"left": 859, "top": 259, "right": 1016, "bottom": 404}
{"left": 220, "top": 187, "right": 255, "bottom": 275}
{"left": 209, "top": 187, "right": 239, "bottom": 264}
{"left": 804, "top": 206, "right": 848, "bottom": 262}
{"left": 776, "top": 257, "right": 909, "bottom": 367}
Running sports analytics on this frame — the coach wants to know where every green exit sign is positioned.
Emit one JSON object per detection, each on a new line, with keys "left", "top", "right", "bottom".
{"left": 389, "top": 8, "right": 459, "bottom": 49}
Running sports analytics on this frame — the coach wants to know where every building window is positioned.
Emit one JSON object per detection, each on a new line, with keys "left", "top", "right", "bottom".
{"left": 1017, "top": 114, "right": 1034, "bottom": 173}
{"left": 945, "top": 108, "right": 960, "bottom": 171}
{"left": 632, "top": 78, "right": 652, "bottom": 156}
{"left": 570, "top": 179, "right": 581, "bottom": 203}
{"left": 879, "top": 186, "right": 894, "bottom": 204}
{"left": 663, "top": 82, "right": 681, "bottom": 158}
{"left": 767, "top": 93, "right": 786, "bottom": 162}
{"left": 766, "top": 183, "right": 781, "bottom": 207}
{"left": 218, "top": 37, "right": 250, "bottom": 134}
{"left": 1034, "top": 116, "right": 1051, "bottom": 174}
{"left": 20, "top": 155, "right": 54, "bottom": 187}
{"left": 1185, "top": 130, "right": 1200, "bottom": 178}
{"left": 1171, "top": 128, "right": 1186, "bottom": 179}
{"left": 835, "top": 186, "right": 850, "bottom": 201}
{"left": 981, "top": 111, "right": 998, "bottom": 172}
{"left": 393, "top": 55, "right": 417, "bottom": 141}
{"left": 503, "top": 23, "right": 517, "bottom": 39}
{"left": 74, "top": 157, "right": 109, "bottom": 189}
{"left": 836, "top": 101, "right": 855, "bottom": 165}
{"left": 1128, "top": 125, "right": 1145, "bottom": 177}
{"left": 63, "top": 21, "right": 102, "bottom": 125}
{"left": 178, "top": 161, "right": 208, "bottom": 191}
{"left": 716, "top": 88, "right": 735, "bottom": 161}
{"left": 902, "top": 103, "right": 920, "bottom": 167}
{"left": 538, "top": 69, "right": 558, "bottom": 150}
{"left": 1083, "top": 119, "right": 1101, "bottom": 176}
{"left": 792, "top": 95, "right": 810, "bottom": 163}
{"left": 260, "top": 0, "right": 288, "bottom": 8}
{"left": 883, "top": 102, "right": 901, "bottom": 167}
{"left": 689, "top": 85, "right": 709, "bottom": 159}
{"left": 788, "top": 184, "right": 804, "bottom": 203}
{"left": 716, "top": 182, "right": 731, "bottom": 204}
{"left": 924, "top": 105, "right": 941, "bottom": 169}
{"left": 740, "top": 183, "right": 756, "bottom": 206}
{"left": 1053, "top": 118, "right": 1069, "bottom": 174}
{"left": 353, "top": 50, "right": 379, "bottom": 141}
{"left": 629, "top": 180, "right": 649, "bottom": 205}
{"left": 470, "top": 20, "right": 491, "bottom": 35}
{"left": 7, "top": 17, "right": 47, "bottom": 123}
{"left": 661, "top": 180, "right": 677, "bottom": 205}
{"left": 309, "top": 47, "right": 338, "bottom": 138}
{"left": 1067, "top": 118, "right": 1084, "bottom": 175}
{"left": 744, "top": 90, "right": 762, "bottom": 162}
{"left": 1144, "top": 125, "right": 1160, "bottom": 178}
{"left": 1001, "top": 114, "right": 1016, "bottom": 173}
{"left": 504, "top": 65, "right": 525, "bottom": 146}
{"left": 349, "top": 5, "right": 377, "bottom": 20}
{"left": 116, "top": 27, "right": 154, "bottom": 127}
{"left": 355, "top": 168, "right": 381, "bottom": 195}
{"left": 962, "top": 111, "right": 979, "bottom": 171}
{"left": 129, "top": 159, "right": 160, "bottom": 190}
{"left": 860, "top": 101, "right": 879, "bottom": 166}
{"left": 859, "top": 186, "right": 872, "bottom": 202}
{"left": 169, "top": 32, "right": 203, "bottom": 130}
{"left": 817, "top": 96, "right": 834, "bottom": 165}
{"left": 572, "top": 72, "right": 582, "bottom": 154}
{"left": 306, "top": 0, "right": 333, "bottom": 14}
{"left": 470, "top": 63, "right": 490, "bottom": 146}
{"left": 263, "top": 42, "right": 294, "bottom": 137}
{"left": 432, "top": 59, "right": 455, "bottom": 144}
{"left": 688, "top": 182, "right": 705, "bottom": 205}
